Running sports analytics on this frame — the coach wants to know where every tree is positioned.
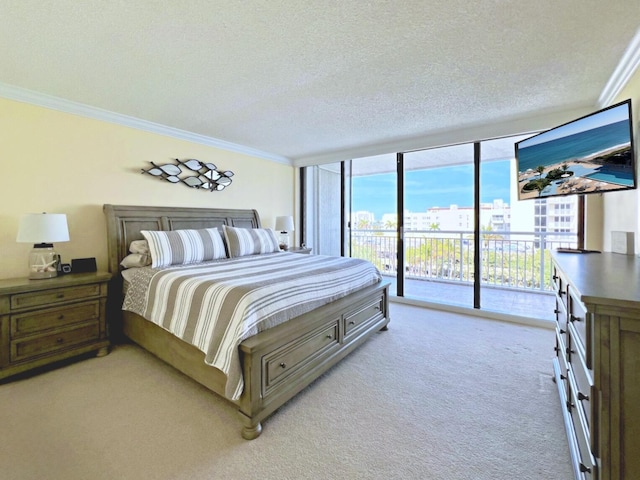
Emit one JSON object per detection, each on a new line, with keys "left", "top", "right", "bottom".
{"left": 428, "top": 222, "right": 440, "bottom": 231}
{"left": 536, "top": 165, "right": 546, "bottom": 178}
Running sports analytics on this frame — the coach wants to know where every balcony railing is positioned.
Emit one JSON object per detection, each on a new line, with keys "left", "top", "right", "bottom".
{"left": 351, "top": 229, "right": 577, "bottom": 292}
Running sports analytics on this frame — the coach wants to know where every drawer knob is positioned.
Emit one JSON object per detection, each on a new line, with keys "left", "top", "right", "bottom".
{"left": 559, "top": 290, "right": 566, "bottom": 296}
{"left": 348, "top": 321, "right": 356, "bottom": 325}
{"left": 570, "top": 315, "right": 581, "bottom": 322}
{"left": 56, "top": 338, "right": 64, "bottom": 344}
{"left": 279, "top": 362, "right": 286, "bottom": 369}
{"left": 326, "top": 334, "right": 333, "bottom": 339}
{"left": 56, "top": 293, "right": 65, "bottom": 299}
{"left": 559, "top": 329, "right": 566, "bottom": 334}
{"left": 58, "top": 314, "right": 65, "bottom": 320}
{"left": 578, "top": 392, "right": 589, "bottom": 401}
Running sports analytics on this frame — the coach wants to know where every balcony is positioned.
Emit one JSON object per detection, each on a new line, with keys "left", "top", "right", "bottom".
{"left": 351, "top": 229, "right": 577, "bottom": 320}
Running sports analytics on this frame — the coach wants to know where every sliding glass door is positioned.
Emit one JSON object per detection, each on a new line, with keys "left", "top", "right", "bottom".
{"left": 402, "top": 144, "right": 475, "bottom": 308}
{"left": 350, "top": 154, "right": 397, "bottom": 295}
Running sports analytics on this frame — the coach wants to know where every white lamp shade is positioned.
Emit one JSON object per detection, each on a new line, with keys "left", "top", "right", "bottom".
{"left": 275, "top": 216, "right": 294, "bottom": 233}
{"left": 16, "top": 213, "right": 70, "bottom": 244}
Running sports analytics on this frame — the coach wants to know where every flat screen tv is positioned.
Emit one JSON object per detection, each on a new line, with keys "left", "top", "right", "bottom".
{"left": 515, "top": 99, "right": 636, "bottom": 201}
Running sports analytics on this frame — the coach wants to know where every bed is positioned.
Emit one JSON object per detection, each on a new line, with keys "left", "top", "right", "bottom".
{"left": 103, "top": 204, "right": 390, "bottom": 439}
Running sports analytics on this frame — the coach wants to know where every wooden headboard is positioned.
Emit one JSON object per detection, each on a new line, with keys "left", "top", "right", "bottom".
{"left": 103, "top": 204, "right": 261, "bottom": 275}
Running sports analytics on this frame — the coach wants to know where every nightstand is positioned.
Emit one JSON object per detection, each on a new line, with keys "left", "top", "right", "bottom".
{"left": 0, "top": 272, "right": 111, "bottom": 380}
{"left": 288, "top": 247, "right": 312, "bottom": 254}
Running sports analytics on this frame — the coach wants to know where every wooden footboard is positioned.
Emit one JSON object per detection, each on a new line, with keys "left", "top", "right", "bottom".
{"left": 123, "top": 281, "right": 389, "bottom": 439}
{"left": 237, "top": 281, "right": 389, "bottom": 439}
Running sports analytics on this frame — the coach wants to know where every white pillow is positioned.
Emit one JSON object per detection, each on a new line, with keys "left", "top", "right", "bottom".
{"left": 129, "top": 240, "right": 150, "bottom": 254}
{"left": 141, "top": 228, "right": 227, "bottom": 268}
{"left": 222, "top": 225, "right": 280, "bottom": 258}
{"left": 120, "top": 253, "right": 152, "bottom": 269}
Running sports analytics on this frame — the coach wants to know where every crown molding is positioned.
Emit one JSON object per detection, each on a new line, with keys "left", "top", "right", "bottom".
{"left": 599, "top": 28, "right": 640, "bottom": 108}
{"left": 0, "top": 82, "right": 292, "bottom": 166}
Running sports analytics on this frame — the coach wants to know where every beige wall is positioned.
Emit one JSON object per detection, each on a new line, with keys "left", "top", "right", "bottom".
{"left": 601, "top": 68, "right": 640, "bottom": 252}
{"left": 0, "top": 97, "right": 295, "bottom": 280}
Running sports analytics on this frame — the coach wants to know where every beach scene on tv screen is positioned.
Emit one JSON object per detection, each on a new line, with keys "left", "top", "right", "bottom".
{"left": 517, "top": 103, "right": 634, "bottom": 200}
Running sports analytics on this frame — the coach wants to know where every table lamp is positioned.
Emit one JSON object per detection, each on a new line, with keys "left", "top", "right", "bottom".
{"left": 16, "top": 213, "right": 70, "bottom": 279}
{"left": 275, "top": 216, "right": 294, "bottom": 250}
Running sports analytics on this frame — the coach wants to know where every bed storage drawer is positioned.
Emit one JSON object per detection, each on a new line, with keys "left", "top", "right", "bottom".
{"left": 344, "top": 295, "right": 385, "bottom": 339}
{"left": 264, "top": 319, "right": 340, "bottom": 394}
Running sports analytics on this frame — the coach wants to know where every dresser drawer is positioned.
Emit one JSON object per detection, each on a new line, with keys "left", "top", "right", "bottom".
{"left": 555, "top": 331, "right": 569, "bottom": 387}
{"left": 569, "top": 382, "right": 597, "bottom": 480}
{"left": 10, "top": 321, "right": 101, "bottom": 362}
{"left": 263, "top": 320, "right": 339, "bottom": 395}
{"left": 10, "top": 284, "right": 103, "bottom": 310}
{"left": 344, "top": 296, "right": 384, "bottom": 338}
{"left": 11, "top": 301, "right": 100, "bottom": 338}
{"left": 567, "top": 288, "right": 588, "bottom": 350}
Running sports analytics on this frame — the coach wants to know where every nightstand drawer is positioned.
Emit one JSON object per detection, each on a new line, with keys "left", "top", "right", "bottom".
{"left": 11, "top": 301, "right": 100, "bottom": 337}
{"left": 10, "top": 284, "right": 102, "bottom": 310}
{"left": 11, "top": 321, "right": 101, "bottom": 362}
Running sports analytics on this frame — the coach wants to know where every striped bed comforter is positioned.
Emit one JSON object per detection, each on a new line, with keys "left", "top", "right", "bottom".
{"left": 122, "top": 252, "right": 382, "bottom": 400}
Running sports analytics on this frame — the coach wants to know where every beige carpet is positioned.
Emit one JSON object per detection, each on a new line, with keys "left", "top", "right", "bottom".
{"left": 0, "top": 303, "right": 572, "bottom": 480}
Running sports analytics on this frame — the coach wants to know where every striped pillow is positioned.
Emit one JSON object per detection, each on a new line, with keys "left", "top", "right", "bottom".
{"left": 141, "top": 228, "right": 227, "bottom": 268}
{"left": 222, "top": 225, "right": 280, "bottom": 258}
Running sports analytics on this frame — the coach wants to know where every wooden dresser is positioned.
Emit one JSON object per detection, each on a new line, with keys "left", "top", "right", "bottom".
{"left": 0, "top": 272, "right": 111, "bottom": 380}
{"left": 552, "top": 252, "right": 640, "bottom": 480}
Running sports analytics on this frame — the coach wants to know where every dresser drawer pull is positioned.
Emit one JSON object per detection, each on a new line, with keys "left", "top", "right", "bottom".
{"left": 566, "top": 400, "right": 574, "bottom": 410}
{"left": 56, "top": 337, "right": 64, "bottom": 344}
{"left": 559, "top": 329, "right": 566, "bottom": 334}
{"left": 577, "top": 391, "right": 589, "bottom": 401}
{"left": 348, "top": 321, "right": 356, "bottom": 325}
{"left": 559, "top": 374, "right": 566, "bottom": 380}
{"left": 579, "top": 463, "right": 591, "bottom": 474}
{"left": 279, "top": 362, "right": 286, "bottom": 369}
{"left": 570, "top": 314, "right": 582, "bottom": 322}
{"left": 554, "top": 309, "right": 560, "bottom": 315}
{"left": 559, "top": 289, "right": 566, "bottom": 296}
{"left": 58, "top": 314, "right": 65, "bottom": 320}
{"left": 56, "top": 293, "right": 65, "bottom": 299}
{"left": 326, "top": 334, "right": 333, "bottom": 339}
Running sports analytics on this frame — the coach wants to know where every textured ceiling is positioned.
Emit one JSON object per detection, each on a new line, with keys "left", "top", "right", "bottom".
{"left": 1, "top": 1, "right": 639, "bottom": 166}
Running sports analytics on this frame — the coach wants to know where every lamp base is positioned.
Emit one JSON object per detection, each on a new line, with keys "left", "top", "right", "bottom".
{"left": 28, "top": 244, "right": 59, "bottom": 280}
{"left": 278, "top": 232, "right": 290, "bottom": 251}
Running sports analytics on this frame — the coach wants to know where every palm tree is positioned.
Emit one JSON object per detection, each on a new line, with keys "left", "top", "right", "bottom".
{"left": 536, "top": 165, "right": 546, "bottom": 178}
{"left": 428, "top": 222, "right": 440, "bottom": 231}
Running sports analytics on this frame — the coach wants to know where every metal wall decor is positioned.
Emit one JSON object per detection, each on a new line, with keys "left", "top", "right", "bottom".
{"left": 141, "top": 158, "right": 234, "bottom": 191}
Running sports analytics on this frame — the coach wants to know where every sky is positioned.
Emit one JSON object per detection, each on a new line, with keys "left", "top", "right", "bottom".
{"left": 352, "top": 160, "right": 511, "bottom": 220}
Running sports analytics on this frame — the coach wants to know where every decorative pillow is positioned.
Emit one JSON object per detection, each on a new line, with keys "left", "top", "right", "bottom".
{"left": 222, "top": 225, "right": 280, "bottom": 258}
{"left": 129, "top": 239, "right": 150, "bottom": 254}
{"left": 141, "top": 228, "right": 227, "bottom": 268}
{"left": 120, "top": 253, "right": 152, "bottom": 269}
